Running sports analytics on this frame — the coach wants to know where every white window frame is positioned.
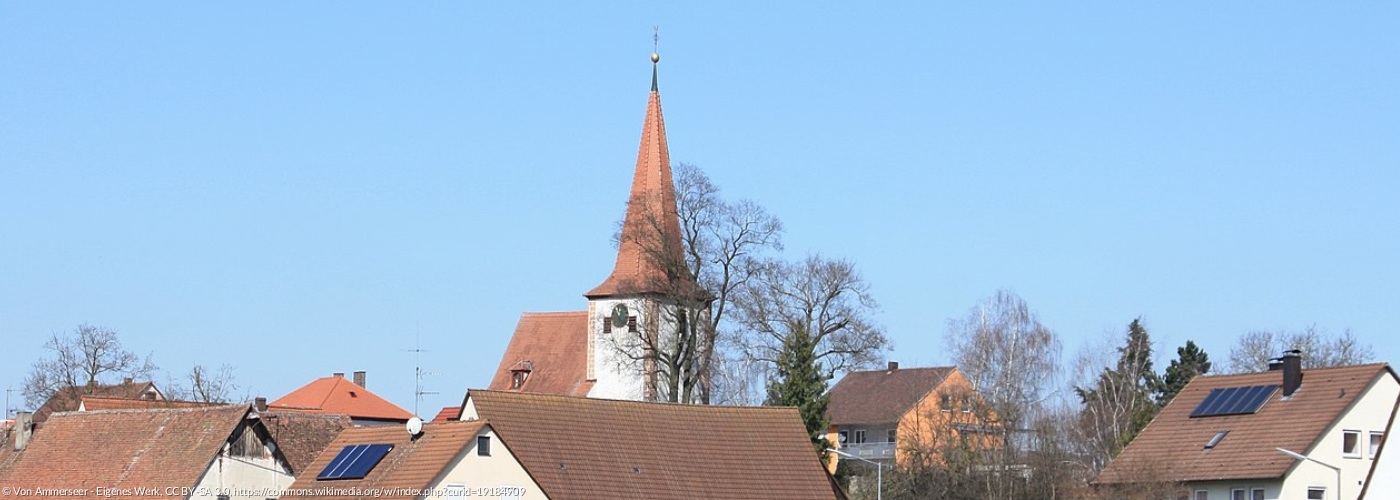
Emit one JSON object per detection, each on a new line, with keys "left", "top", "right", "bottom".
{"left": 1230, "top": 488, "right": 1246, "bottom": 500}
{"left": 1307, "top": 487, "right": 1326, "bottom": 500}
{"left": 1193, "top": 489, "right": 1208, "bottom": 500}
{"left": 1343, "top": 429, "right": 1362, "bottom": 458}
{"left": 1250, "top": 488, "right": 1264, "bottom": 500}
{"left": 1369, "top": 431, "right": 1385, "bottom": 458}
{"left": 853, "top": 429, "right": 866, "bottom": 444}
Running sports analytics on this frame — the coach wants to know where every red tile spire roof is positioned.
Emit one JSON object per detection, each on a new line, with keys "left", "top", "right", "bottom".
{"left": 585, "top": 53, "right": 690, "bottom": 298}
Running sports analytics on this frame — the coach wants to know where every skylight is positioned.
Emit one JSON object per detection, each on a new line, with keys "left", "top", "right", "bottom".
{"left": 1190, "top": 385, "right": 1278, "bottom": 418}
{"left": 1204, "top": 430, "right": 1229, "bottom": 449}
{"left": 317, "top": 444, "right": 393, "bottom": 480}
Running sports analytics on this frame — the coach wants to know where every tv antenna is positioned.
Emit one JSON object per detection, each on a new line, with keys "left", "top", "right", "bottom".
{"left": 403, "top": 329, "right": 438, "bottom": 417}
{"left": 5, "top": 386, "right": 13, "bottom": 420}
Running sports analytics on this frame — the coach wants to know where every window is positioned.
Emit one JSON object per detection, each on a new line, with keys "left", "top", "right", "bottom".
{"left": 887, "top": 429, "right": 897, "bottom": 443}
{"left": 477, "top": 435, "right": 491, "bottom": 456}
{"left": 444, "top": 484, "right": 467, "bottom": 500}
{"left": 940, "top": 394, "right": 952, "bottom": 412}
{"left": 510, "top": 371, "right": 528, "bottom": 389}
{"left": 1251, "top": 488, "right": 1264, "bottom": 500}
{"left": 627, "top": 316, "right": 638, "bottom": 333}
{"left": 853, "top": 430, "right": 866, "bottom": 444}
{"left": 838, "top": 430, "right": 849, "bottom": 445}
{"left": 1307, "top": 487, "right": 1325, "bottom": 500}
{"left": 1343, "top": 430, "right": 1362, "bottom": 458}
{"left": 1205, "top": 430, "right": 1229, "bottom": 450}
{"left": 960, "top": 397, "right": 971, "bottom": 413}
{"left": 603, "top": 318, "right": 612, "bottom": 333}
{"left": 1231, "top": 488, "right": 1245, "bottom": 500}
{"left": 1370, "top": 431, "right": 1385, "bottom": 458}
{"left": 1193, "top": 490, "right": 1208, "bottom": 500}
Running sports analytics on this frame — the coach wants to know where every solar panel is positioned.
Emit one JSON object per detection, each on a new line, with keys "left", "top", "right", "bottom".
{"left": 1190, "top": 385, "right": 1278, "bottom": 418}
{"left": 317, "top": 444, "right": 394, "bottom": 480}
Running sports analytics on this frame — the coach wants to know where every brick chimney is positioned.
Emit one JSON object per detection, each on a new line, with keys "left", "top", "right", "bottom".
{"left": 353, "top": 371, "right": 366, "bottom": 388}
{"left": 332, "top": 372, "right": 345, "bottom": 379}
{"left": 887, "top": 361, "right": 899, "bottom": 371}
{"left": 1281, "top": 350, "right": 1303, "bottom": 397}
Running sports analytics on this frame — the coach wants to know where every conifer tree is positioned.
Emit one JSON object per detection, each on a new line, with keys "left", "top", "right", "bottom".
{"left": 765, "top": 326, "right": 832, "bottom": 454}
{"left": 1155, "top": 340, "right": 1211, "bottom": 405}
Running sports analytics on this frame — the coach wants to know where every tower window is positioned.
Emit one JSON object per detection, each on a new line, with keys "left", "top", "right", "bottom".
{"left": 603, "top": 318, "right": 612, "bottom": 334}
{"left": 628, "top": 316, "right": 638, "bottom": 333}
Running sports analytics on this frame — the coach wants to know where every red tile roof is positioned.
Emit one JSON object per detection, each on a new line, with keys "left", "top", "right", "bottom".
{"left": 271, "top": 376, "right": 414, "bottom": 422}
{"left": 487, "top": 312, "right": 593, "bottom": 397}
{"left": 467, "top": 390, "right": 844, "bottom": 500}
{"left": 79, "top": 396, "right": 216, "bottom": 411}
{"left": 32, "top": 380, "right": 161, "bottom": 425}
{"left": 1096, "top": 363, "right": 1396, "bottom": 484}
{"left": 430, "top": 406, "right": 460, "bottom": 423}
{"left": 828, "top": 366, "right": 955, "bottom": 425}
{"left": 0, "top": 405, "right": 249, "bottom": 499}
{"left": 281, "top": 420, "right": 487, "bottom": 500}
{"left": 262, "top": 411, "right": 352, "bottom": 475}
{"left": 585, "top": 84, "right": 693, "bottom": 298}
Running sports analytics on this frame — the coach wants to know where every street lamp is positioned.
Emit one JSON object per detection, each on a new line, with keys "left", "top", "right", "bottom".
{"left": 827, "top": 448, "right": 884, "bottom": 500}
{"left": 1276, "top": 448, "right": 1341, "bottom": 500}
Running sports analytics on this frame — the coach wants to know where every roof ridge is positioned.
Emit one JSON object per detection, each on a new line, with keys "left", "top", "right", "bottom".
{"left": 51, "top": 404, "right": 247, "bottom": 417}
{"left": 469, "top": 389, "right": 798, "bottom": 412}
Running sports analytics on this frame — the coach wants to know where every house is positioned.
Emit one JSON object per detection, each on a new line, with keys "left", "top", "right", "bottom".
{"left": 0, "top": 405, "right": 296, "bottom": 500}
{"left": 1095, "top": 352, "right": 1399, "bottom": 500}
{"left": 1359, "top": 393, "right": 1398, "bottom": 499}
{"left": 270, "top": 371, "right": 414, "bottom": 425}
{"left": 488, "top": 50, "right": 709, "bottom": 403}
{"left": 30, "top": 378, "right": 163, "bottom": 427}
{"left": 286, "top": 389, "right": 845, "bottom": 500}
{"left": 825, "top": 363, "right": 994, "bottom": 471}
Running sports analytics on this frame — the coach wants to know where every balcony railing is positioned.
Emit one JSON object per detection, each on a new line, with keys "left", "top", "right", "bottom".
{"left": 841, "top": 441, "right": 895, "bottom": 460}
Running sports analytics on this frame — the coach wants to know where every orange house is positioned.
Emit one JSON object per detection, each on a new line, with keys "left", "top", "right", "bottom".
{"left": 826, "top": 363, "right": 998, "bottom": 472}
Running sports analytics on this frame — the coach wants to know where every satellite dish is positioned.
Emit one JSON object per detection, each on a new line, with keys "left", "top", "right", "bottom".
{"left": 406, "top": 417, "right": 423, "bottom": 436}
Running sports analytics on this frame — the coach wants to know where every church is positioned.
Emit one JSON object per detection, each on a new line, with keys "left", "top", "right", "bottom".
{"left": 486, "top": 51, "right": 709, "bottom": 402}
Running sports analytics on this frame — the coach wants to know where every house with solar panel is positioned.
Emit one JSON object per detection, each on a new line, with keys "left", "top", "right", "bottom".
{"left": 1095, "top": 351, "right": 1399, "bottom": 500}
{"left": 282, "top": 390, "right": 848, "bottom": 500}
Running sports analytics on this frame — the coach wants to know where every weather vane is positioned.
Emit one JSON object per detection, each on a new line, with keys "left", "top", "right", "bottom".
{"left": 652, "top": 26, "right": 660, "bottom": 62}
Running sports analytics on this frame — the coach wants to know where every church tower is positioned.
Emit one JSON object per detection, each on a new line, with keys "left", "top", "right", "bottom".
{"left": 583, "top": 49, "right": 702, "bottom": 401}
{"left": 487, "top": 47, "right": 707, "bottom": 403}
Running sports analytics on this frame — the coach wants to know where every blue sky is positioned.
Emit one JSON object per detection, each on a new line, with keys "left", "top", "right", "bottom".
{"left": 2, "top": 2, "right": 1396, "bottom": 416}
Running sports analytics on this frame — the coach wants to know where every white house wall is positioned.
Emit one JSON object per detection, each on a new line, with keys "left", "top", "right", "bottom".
{"left": 1282, "top": 372, "right": 1400, "bottom": 500}
{"left": 189, "top": 451, "right": 294, "bottom": 500}
{"left": 425, "top": 426, "right": 547, "bottom": 500}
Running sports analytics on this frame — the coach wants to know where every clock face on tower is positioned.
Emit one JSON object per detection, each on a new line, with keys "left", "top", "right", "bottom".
{"left": 610, "top": 304, "right": 629, "bottom": 329}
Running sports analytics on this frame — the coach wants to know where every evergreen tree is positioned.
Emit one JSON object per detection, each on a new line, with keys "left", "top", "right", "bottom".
{"left": 1155, "top": 340, "right": 1211, "bottom": 405}
{"left": 765, "top": 325, "right": 832, "bottom": 455}
{"left": 1075, "top": 317, "right": 1161, "bottom": 461}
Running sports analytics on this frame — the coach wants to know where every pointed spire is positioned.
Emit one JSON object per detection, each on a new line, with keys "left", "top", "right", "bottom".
{"left": 586, "top": 46, "right": 689, "bottom": 299}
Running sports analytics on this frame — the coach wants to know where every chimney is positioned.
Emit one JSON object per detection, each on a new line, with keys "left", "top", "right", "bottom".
{"left": 254, "top": 397, "right": 267, "bottom": 412}
{"left": 123, "top": 377, "right": 133, "bottom": 385}
{"left": 1268, "top": 359, "right": 1284, "bottom": 371}
{"left": 353, "top": 371, "right": 366, "bottom": 388}
{"left": 14, "top": 411, "right": 32, "bottom": 451}
{"left": 1282, "top": 350, "right": 1303, "bottom": 397}
{"left": 333, "top": 372, "right": 345, "bottom": 379}
{"left": 887, "top": 361, "right": 899, "bottom": 371}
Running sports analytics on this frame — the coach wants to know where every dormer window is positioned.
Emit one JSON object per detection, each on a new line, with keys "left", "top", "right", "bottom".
{"left": 511, "top": 371, "right": 528, "bottom": 390}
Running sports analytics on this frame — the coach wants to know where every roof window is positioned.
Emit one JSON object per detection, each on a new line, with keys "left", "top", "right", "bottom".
{"left": 1204, "top": 430, "right": 1229, "bottom": 449}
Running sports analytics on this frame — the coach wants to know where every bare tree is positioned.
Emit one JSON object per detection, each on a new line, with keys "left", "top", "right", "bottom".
{"left": 1072, "top": 320, "right": 1161, "bottom": 472}
{"left": 22, "top": 324, "right": 157, "bottom": 409}
{"left": 164, "top": 364, "right": 239, "bottom": 403}
{"left": 946, "top": 290, "right": 1061, "bottom": 430}
{"left": 606, "top": 163, "right": 783, "bottom": 403}
{"left": 734, "top": 255, "right": 888, "bottom": 379}
{"left": 1225, "top": 326, "right": 1375, "bottom": 373}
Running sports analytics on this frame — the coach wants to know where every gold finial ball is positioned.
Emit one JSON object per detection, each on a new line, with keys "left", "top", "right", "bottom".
{"left": 651, "top": 52, "right": 660, "bottom": 63}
